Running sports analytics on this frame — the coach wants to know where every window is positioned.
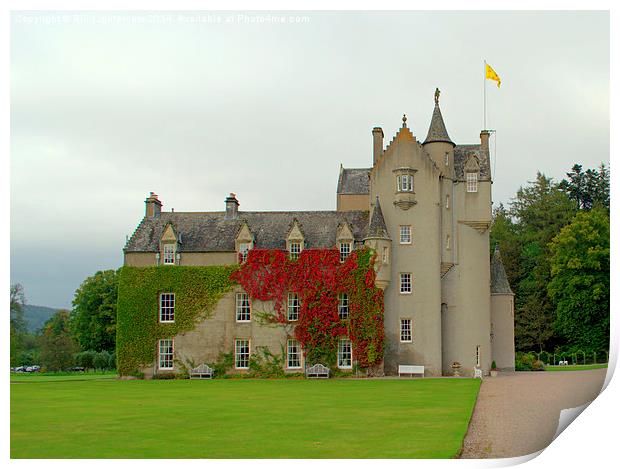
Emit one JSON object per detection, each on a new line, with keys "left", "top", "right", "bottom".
{"left": 446, "top": 195, "right": 450, "bottom": 209}
{"left": 338, "top": 338, "right": 352, "bottom": 369}
{"left": 397, "top": 174, "right": 414, "bottom": 192}
{"left": 339, "top": 242, "right": 352, "bottom": 262}
{"left": 476, "top": 345, "right": 481, "bottom": 368}
{"left": 158, "top": 339, "right": 174, "bottom": 370}
{"left": 159, "top": 293, "right": 175, "bottom": 323}
{"left": 289, "top": 242, "right": 301, "bottom": 260}
{"left": 236, "top": 292, "right": 251, "bottom": 322}
{"left": 238, "top": 242, "right": 251, "bottom": 263}
{"left": 338, "top": 293, "right": 349, "bottom": 319}
{"left": 399, "top": 225, "right": 412, "bottom": 244}
{"left": 400, "top": 273, "right": 412, "bottom": 294}
{"left": 445, "top": 152, "right": 449, "bottom": 166}
{"left": 163, "top": 244, "right": 175, "bottom": 265}
{"left": 466, "top": 172, "right": 478, "bottom": 193}
{"left": 235, "top": 339, "right": 250, "bottom": 369}
{"left": 446, "top": 234, "right": 451, "bottom": 251}
{"left": 287, "top": 339, "right": 301, "bottom": 369}
{"left": 287, "top": 293, "right": 300, "bottom": 321}
{"left": 382, "top": 246, "right": 389, "bottom": 264}
{"left": 400, "top": 319, "right": 412, "bottom": 342}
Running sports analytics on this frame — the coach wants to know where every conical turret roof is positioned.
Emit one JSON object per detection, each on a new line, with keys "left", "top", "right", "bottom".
{"left": 490, "top": 245, "right": 513, "bottom": 294}
{"left": 423, "top": 103, "right": 455, "bottom": 146}
{"left": 366, "top": 197, "right": 390, "bottom": 239}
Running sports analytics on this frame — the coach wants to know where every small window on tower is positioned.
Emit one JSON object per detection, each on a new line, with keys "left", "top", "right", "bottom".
{"left": 397, "top": 174, "right": 414, "bottom": 192}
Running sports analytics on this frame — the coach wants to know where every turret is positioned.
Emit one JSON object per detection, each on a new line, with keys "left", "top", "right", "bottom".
{"left": 490, "top": 244, "right": 516, "bottom": 371}
{"left": 422, "top": 88, "right": 455, "bottom": 175}
{"left": 363, "top": 197, "right": 392, "bottom": 290}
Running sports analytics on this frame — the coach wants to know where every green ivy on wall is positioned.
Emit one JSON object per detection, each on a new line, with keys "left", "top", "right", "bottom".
{"left": 116, "top": 265, "right": 237, "bottom": 375}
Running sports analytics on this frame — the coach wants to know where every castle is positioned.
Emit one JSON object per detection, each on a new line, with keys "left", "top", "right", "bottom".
{"left": 122, "top": 91, "right": 515, "bottom": 377}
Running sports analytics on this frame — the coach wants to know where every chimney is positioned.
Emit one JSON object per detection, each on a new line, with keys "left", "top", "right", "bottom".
{"left": 145, "top": 192, "right": 162, "bottom": 218}
{"left": 372, "top": 127, "right": 384, "bottom": 165}
{"left": 225, "top": 193, "right": 239, "bottom": 220}
{"left": 480, "top": 130, "right": 491, "bottom": 154}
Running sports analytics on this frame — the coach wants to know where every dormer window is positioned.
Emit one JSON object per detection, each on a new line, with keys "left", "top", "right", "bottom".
{"left": 238, "top": 242, "right": 251, "bottom": 263}
{"left": 289, "top": 242, "right": 301, "bottom": 260}
{"left": 235, "top": 221, "right": 254, "bottom": 264}
{"left": 163, "top": 244, "right": 176, "bottom": 265}
{"left": 396, "top": 174, "right": 414, "bottom": 192}
{"left": 339, "top": 242, "right": 352, "bottom": 262}
{"left": 466, "top": 172, "right": 478, "bottom": 193}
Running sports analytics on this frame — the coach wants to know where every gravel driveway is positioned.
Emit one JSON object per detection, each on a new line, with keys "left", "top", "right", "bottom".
{"left": 460, "top": 368, "right": 607, "bottom": 458}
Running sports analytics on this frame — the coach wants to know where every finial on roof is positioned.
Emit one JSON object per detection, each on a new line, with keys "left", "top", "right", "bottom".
{"left": 402, "top": 114, "right": 407, "bottom": 127}
{"left": 422, "top": 98, "right": 455, "bottom": 146}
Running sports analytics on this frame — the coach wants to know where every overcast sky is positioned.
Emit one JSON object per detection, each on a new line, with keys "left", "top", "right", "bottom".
{"left": 10, "top": 11, "right": 609, "bottom": 308}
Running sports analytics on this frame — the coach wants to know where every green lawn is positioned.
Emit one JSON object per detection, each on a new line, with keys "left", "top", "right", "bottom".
{"left": 545, "top": 364, "right": 608, "bottom": 372}
{"left": 10, "top": 372, "right": 117, "bottom": 383}
{"left": 11, "top": 378, "right": 480, "bottom": 458}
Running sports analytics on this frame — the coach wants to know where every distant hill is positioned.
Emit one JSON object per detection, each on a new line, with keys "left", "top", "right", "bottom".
{"left": 20, "top": 305, "right": 60, "bottom": 333}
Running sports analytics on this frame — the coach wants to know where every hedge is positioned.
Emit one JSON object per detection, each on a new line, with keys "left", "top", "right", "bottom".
{"left": 116, "top": 265, "right": 237, "bottom": 375}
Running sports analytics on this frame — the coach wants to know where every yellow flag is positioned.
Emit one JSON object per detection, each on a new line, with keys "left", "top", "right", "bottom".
{"left": 485, "top": 63, "right": 501, "bottom": 88}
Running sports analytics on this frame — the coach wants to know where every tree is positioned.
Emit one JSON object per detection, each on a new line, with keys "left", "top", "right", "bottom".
{"left": 548, "top": 208, "right": 610, "bottom": 352}
{"left": 559, "top": 163, "right": 610, "bottom": 211}
{"left": 509, "top": 172, "right": 576, "bottom": 351}
{"left": 93, "top": 351, "right": 112, "bottom": 370}
{"left": 40, "top": 310, "right": 78, "bottom": 371}
{"left": 70, "top": 270, "right": 119, "bottom": 352}
{"left": 489, "top": 203, "right": 522, "bottom": 288}
{"left": 75, "top": 350, "right": 97, "bottom": 370}
{"left": 10, "top": 284, "right": 27, "bottom": 366}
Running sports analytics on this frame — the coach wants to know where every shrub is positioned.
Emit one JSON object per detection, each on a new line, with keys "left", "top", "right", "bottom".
{"left": 491, "top": 360, "right": 497, "bottom": 370}
{"left": 108, "top": 351, "right": 116, "bottom": 370}
{"left": 94, "top": 350, "right": 111, "bottom": 370}
{"left": 211, "top": 352, "right": 234, "bottom": 378}
{"left": 248, "top": 346, "right": 286, "bottom": 378}
{"left": 532, "top": 360, "right": 545, "bottom": 371}
{"left": 515, "top": 352, "right": 534, "bottom": 371}
{"left": 75, "top": 350, "right": 97, "bottom": 370}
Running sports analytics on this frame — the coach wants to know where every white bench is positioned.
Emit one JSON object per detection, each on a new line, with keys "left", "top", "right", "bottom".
{"left": 189, "top": 364, "right": 214, "bottom": 379}
{"left": 306, "top": 364, "right": 330, "bottom": 379}
{"left": 398, "top": 365, "right": 425, "bottom": 378}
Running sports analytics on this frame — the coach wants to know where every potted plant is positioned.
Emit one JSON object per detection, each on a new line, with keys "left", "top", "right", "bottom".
{"left": 450, "top": 361, "right": 462, "bottom": 377}
{"left": 490, "top": 360, "right": 499, "bottom": 377}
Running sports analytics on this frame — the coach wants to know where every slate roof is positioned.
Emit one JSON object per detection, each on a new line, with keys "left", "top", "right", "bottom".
{"left": 454, "top": 144, "right": 491, "bottom": 180}
{"left": 366, "top": 197, "right": 390, "bottom": 239}
{"left": 423, "top": 104, "right": 454, "bottom": 146}
{"left": 125, "top": 211, "right": 370, "bottom": 252}
{"left": 337, "top": 168, "right": 371, "bottom": 194}
{"left": 490, "top": 246, "right": 513, "bottom": 294}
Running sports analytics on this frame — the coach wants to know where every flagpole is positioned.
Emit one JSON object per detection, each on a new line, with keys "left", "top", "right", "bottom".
{"left": 483, "top": 59, "right": 487, "bottom": 131}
